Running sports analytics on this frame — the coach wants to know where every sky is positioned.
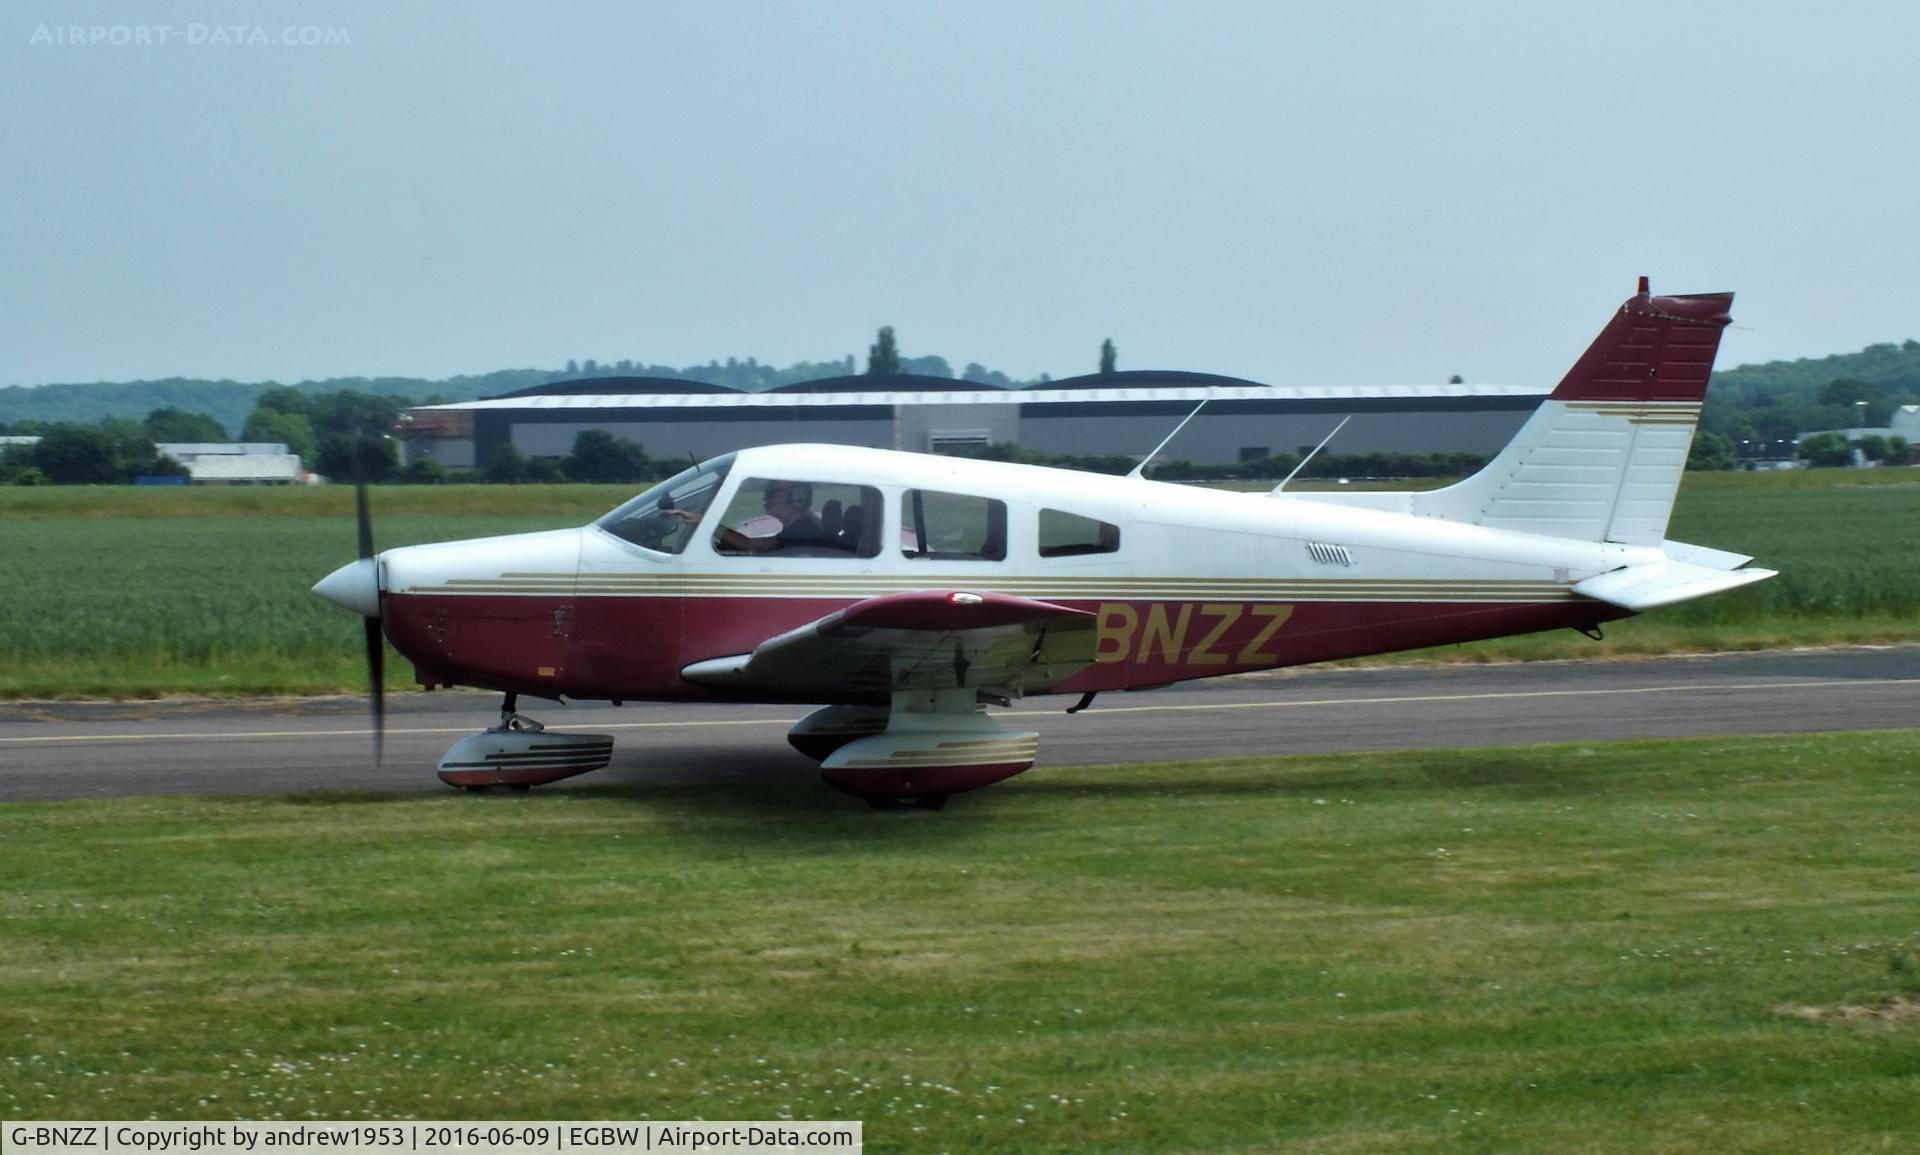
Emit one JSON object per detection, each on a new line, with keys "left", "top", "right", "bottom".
{"left": 2, "top": 1, "right": 1916, "bottom": 391}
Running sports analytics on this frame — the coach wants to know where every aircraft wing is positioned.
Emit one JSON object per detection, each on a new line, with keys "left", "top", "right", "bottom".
{"left": 680, "top": 590, "right": 1100, "bottom": 700}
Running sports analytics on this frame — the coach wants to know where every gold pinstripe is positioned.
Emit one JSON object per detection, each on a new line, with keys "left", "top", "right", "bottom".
{"left": 848, "top": 745, "right": 1040, "bottom": 762}
{"left": 840, "top": 741, "right": 1041, "bottom": 768}
{"left": 903, "top": 736, "right": 1040, "bottom": 749}
{"left": 408, "top": 573, "right": 1576, "bottom": 601}
{"left": 508, "top": 572, "right": 1547, "bottom": 580}
{"left": 841, "top": 759, "right": 1038, "bottom": 769}
{"left": 1563, "top": 400, "right": 1702, "bottom": 426}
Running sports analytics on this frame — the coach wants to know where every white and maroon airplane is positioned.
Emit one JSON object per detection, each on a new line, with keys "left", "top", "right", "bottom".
{"left": 314, "top": 281, "right": 1772, "bottom": 807}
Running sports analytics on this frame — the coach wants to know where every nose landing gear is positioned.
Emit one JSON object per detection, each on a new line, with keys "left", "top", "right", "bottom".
{"left": 437, "top": 693, "right": 615, "bottom": 792}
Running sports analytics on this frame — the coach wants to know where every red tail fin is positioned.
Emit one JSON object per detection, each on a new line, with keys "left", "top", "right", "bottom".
{"left": 1550, "top": 283, "right": 1734, "bottom": 403}
{"left": 1296, "top": 281, "right": 1738, "bottom": 544}
{"left": 1392, "top": 281, "right": 1737, "bottom": 544}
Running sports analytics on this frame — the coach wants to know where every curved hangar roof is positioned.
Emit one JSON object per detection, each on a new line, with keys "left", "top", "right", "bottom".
{"left": 420, "top": 373, "right": 1543, "bottom": 413}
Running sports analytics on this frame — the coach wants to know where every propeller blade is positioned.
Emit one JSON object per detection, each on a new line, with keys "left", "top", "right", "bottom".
{"left": 353, "top": 444, "right": 374, "bottom": 561}
{"left": 364, "top": 614, "right": 386, "bottom": 767}
{"left": 352, "top": 438, "right": 383, "bottom": 766}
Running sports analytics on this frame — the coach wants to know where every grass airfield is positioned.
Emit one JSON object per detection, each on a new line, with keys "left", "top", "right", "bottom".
{"left": 3, "top": 731, "right": 1916, "bottom": 1152}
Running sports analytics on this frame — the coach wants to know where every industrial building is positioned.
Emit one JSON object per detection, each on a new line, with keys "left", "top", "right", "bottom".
{"left": 1, "top": 437, "right": 308, "bottom": 483}
{"left": 156, "top": 442, "right": 307, "bottom": 484}
{"left": 395, "top": 371, "right": 1550, "bottom": 471}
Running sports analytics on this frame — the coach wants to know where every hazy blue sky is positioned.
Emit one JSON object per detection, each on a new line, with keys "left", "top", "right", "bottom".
{"left": 3, "top": 1, "right": 1915, "bottom": 390}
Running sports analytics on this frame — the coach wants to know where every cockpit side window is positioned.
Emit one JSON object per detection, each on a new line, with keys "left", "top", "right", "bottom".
{"left": 711, "top": 478, "right": 884, "bottom": 558}
{"left": 1039, "top": 508, "right": 1121, "bottom": 557}
{"left": 594, "top": 453, "right": 735, "bottom": 554}
{"left": 901, "top": 489, "right": 1007, "bottom": 561}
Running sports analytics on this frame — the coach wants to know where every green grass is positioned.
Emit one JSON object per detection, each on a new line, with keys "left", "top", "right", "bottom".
{"left": 1, "top": 512, "right": 562, "bottom": 697}
{"left": 2, "top": 471, "right": 1916, "bottom": 697}
{"left": 1676, "top": 467, "right": 1920, "bottom": 491}
{"left": 2, "top": 731, "right": 1917, "bottom": 1150}
{"left": 0, "top": 487, "right": 638, "bottom": 696}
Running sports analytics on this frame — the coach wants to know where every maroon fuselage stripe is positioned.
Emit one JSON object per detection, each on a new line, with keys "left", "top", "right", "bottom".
{"left": 382, "top": 592, "right": 1625, "bottom": 702}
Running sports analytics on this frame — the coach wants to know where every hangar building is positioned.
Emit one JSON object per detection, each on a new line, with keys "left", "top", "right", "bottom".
{"left": 396, "top": 372, "right": 1549, "bottom": 471}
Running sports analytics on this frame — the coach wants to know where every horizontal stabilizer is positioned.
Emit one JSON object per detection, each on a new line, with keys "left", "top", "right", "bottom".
{"left": 1661, "top": 540, "right": 1754, "bottom": 571}
{"left": 1572, "top": 559, "right": 1775, "bottom": 612}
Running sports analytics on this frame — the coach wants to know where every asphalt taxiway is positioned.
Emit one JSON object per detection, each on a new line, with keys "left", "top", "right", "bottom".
{"left": 1, "top": 647, "right": 1915, "bottom": 803}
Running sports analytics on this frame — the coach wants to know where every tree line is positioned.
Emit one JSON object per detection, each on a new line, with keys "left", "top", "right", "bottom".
{"left": 1702, "top": 343, "right": 1920, "bottom": 445}
{"left": 0, "top": 389, "right": 416, "bottom": 485}
{"left": 0, "top": 336, "right": 1042, "bottom": 434}
{"left": 0, "top": 392, "right": 680, "bottom": 486}
{"left": 0, "top": 419, "right": 189, "bottom": 486}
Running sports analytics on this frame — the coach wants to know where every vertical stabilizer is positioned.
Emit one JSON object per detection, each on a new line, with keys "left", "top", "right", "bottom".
{"left": 1409, "top": 282, "right": 1734, "bottom": 544}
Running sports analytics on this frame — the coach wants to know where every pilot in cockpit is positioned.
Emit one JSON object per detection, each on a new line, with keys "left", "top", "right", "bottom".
{"left": 713, "top": 480, "right": 835, "bottom": 554}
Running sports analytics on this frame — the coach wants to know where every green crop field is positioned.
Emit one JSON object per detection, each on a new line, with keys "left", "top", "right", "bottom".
{"left": 2, "top": 732, "right": 1916, "bottom": 1151}
{"left": 0, "top": 486, "right": 630, "bottom": 698}
{"left": 1, "top": 471, "right": 1916, "bottom": 698}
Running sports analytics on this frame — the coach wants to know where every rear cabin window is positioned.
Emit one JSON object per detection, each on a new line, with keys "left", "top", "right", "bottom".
{"left": 901, "top": 489, "right": 1007, "bottom": 561}
{"left": 1039, "top": 508, "right": 1121, "bottom": 557}
{"left": 710, "top": 477, "right": 882, "bottom": 558}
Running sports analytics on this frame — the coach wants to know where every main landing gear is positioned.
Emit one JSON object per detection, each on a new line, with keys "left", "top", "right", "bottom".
{"left": 786, "top": 690, "right": 1041, "bottom": 811}
{"left": 437, "top": 693, "right": 615, "bottom": 792}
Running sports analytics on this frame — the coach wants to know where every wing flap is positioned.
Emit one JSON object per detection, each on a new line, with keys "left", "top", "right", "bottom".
{"left": 682, "top": 590, "right": 1097, "bottom": 698}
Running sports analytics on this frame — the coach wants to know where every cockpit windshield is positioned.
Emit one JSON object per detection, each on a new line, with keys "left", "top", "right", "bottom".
{"left": 593, "top": 453, "right": 736, "bottom": 554}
